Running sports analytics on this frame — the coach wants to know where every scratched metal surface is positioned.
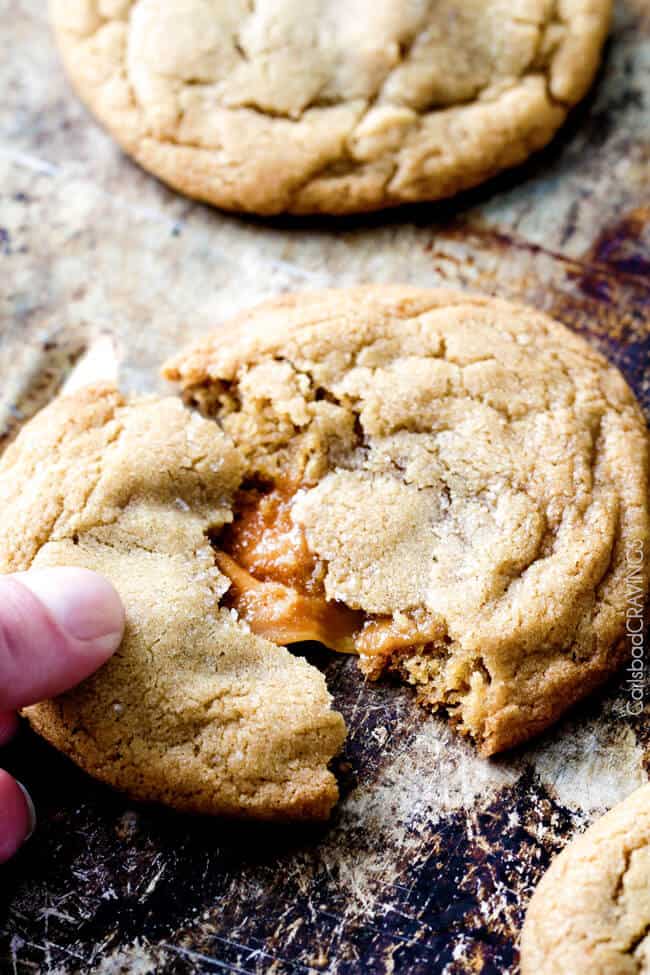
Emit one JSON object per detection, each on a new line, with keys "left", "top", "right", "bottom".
{"left": 0, "top": 2, "right": 649, "bottom": 973}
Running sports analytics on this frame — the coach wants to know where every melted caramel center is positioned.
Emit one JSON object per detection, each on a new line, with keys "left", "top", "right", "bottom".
{"left": 215, "top": 485, "right": 444, "bottom": 657}
{"left": 219, "top": 486, "right": 318, "bottom": 593}
{"left": 216, "top": 486, "right": 362, "bottom": 652}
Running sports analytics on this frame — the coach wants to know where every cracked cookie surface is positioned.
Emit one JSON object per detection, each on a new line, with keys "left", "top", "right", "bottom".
{"left": 50, "top": 0, "right": 611, "bottom": 214}
{"left": 0, "top": 385, "right": 345, "bottom": 820}
{"left": 521, "top": 783, "right": 650, "bottom": 974}
{"left": 164, "top": 286, "right": 650, "bottom": 755}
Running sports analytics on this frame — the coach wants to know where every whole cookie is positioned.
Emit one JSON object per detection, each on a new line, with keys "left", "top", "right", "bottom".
{"left": 521, "top": 784, "right": 650, "bottom": 974}
{"left": 50, "top": 0, "right": 611, "bottom": 215}
{"left": 0, "top": 386, "right": 345, "bottom": 819}
{"left": 164, "top": 286, "right": 650, "bottom": 756}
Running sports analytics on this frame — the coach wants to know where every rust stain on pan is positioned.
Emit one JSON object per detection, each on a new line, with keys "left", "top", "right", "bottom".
{"left": 587, "top": 205, "right": 650, "bottom": 277}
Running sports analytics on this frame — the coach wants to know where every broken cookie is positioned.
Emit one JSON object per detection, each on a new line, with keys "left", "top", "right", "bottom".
{"left": 164, "top": 286, "right": 650, "bottom": 757}
{"left": 1, "top": 287, "right": 647, "bottom": 817}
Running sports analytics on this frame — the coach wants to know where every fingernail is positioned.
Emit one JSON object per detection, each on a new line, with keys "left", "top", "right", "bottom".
{"left": 15, "top": 781, "right": 36, "bottom": 841}
{"left": 18, "top": 568, "right": 125, "bottom": 654}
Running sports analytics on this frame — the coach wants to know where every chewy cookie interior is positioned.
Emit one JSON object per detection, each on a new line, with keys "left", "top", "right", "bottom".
{"left": 164, "top": 287, "right": 650, "bottom": 757}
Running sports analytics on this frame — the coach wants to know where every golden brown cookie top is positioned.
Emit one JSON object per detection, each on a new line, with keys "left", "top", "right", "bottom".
{"left": 0, "top": 385, "right": 345, "bottom": 820}
{"left": 165, "top": 286, "right": 650, "bottom": 755}
{"left": 521, "top": 784, "right": 650, "bottom": 975}
{"left": 50, "top": 0, "right": 611, "bottom": 213}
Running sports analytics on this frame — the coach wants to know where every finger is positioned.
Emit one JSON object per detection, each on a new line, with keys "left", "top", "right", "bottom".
{"left": 0, "top": 568, "right": 125, "bottom": 711}
{"left": 0, "top": 771, "right": 36, "bottom": 864}
{"left": 0, "top": 712, "right": 19, "bottom": 746}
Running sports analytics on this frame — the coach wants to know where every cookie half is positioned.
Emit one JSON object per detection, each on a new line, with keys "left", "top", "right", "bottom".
{"left": 50, "top": 0, "right": 611, "bottom": 215}
{"left": 0, "top": 386, "right": 345, "bottom": 820}
{"left": 164, "top": 286, "right": 650, "bottom": 756}
{"left": 521, "top": 784, "right": 650, "bottom": 974}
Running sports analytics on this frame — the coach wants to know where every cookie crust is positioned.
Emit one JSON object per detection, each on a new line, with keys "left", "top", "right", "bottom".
{"left": 50, "top": 0, "right": 611, "bottom": 215}
{"left": 521, "top": 784, "right": 650, "bottom": 974}
{"left": 0, "top": 386, "right": 345, "bottom": 820}
{"left": 164, "top": 286, "right": 650, "bottom": 755}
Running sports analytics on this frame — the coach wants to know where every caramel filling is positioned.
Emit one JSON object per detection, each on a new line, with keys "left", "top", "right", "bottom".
{"left": 215, "top": 551, "right": 361, "bottom": 651}
{"left": 215, "top": 485, "right": 444, "bottom": 658}
{"left": 216, "top": 486, "right": 362, "bottom": 652}
{"left": 355, "top": 610, "right": 448, "bottom": 658}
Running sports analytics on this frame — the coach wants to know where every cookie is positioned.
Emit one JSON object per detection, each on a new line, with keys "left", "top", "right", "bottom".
{"left": 521, "top": 783, "right": 650, "bottom": 974}
{"left": 0, "top": 385, "right": 345, "bottom": 820}
{"left": 163, "top": 286, "right": 650, "bottom": 756}
{"left": 49, "top": 0, "right": 611, "bottom": 215}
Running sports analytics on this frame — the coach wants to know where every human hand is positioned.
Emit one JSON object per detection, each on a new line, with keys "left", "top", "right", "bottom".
{"left": 0, "top": 568, "right": 125, "bottom": 863}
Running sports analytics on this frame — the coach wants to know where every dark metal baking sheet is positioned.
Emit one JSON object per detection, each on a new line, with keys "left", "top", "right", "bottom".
{"left": 0, "top": 2, "right": 649, "bottom": 972}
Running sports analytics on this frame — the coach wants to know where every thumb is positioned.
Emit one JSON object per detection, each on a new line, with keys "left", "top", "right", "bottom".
{"left": 0, "top": 568, "right": 125, "bottom": 711}
{"left": 0, "top": 772, "right": 36, "bottom": 864}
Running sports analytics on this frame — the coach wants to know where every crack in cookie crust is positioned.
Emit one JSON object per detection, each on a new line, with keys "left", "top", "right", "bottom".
{"left": 49, "top": 0, "right": 611, "bottom": 214}
{"left": 164, "top": 286, "right": 650, "bottom": 756}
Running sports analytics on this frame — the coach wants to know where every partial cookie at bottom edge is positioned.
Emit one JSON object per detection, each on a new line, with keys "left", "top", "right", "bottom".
{"left": 521, "top": 783, "right": 650, "bottom": 975}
